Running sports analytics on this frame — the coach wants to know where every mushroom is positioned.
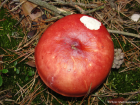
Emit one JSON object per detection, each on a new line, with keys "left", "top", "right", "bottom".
{"left": 35, "top": 14, "right": 114, "bottom": 97}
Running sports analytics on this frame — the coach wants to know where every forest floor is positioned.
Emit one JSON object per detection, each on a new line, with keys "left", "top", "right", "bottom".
{"left": 0, "top": 0, "right": 140, "bottom": 105}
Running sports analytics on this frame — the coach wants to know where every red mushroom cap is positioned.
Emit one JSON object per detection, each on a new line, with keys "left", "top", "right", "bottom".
{"left": 35, "top": 14, "right": 114, "bottom": 97}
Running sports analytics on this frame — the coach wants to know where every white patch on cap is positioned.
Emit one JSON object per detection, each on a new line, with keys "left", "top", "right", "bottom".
{"left": 80, "top": 16, "right": 101, "bottom": 30}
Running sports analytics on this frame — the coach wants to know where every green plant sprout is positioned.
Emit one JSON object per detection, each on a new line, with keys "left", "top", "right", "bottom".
{"left": 0, "top": 69, "right": 8, "bottom": 86}
{"left": 106, "top": 78, "right": 117, "bottom": 90}
{"left": 25, "top": 69, "right": 35, "bottom": 81}
{"left": 9, "top": 61, "right": 20, "bottom": 74}
{"left": 10, "top": 61, "right": 35, "bottom": 78}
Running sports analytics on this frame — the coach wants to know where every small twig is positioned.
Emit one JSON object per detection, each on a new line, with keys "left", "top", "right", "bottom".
{"left": 20, "top": 84, "right": 42, "bottom": 105}
{"left": 16, "top": 82, "right": 24, "bottom": 99}
{"left": 45, "top": 15, "right": 63, "bottom": 23}
{"left": 107, "top": 29, "right": 140, "bottom": 38}
{"left": 124, "top": 36, "right": 140, "bottom": 50}
{"left": 84, "top": 5, "right": 105, "bottom": 14}
{"left": 119, "top": 62, "right": 136, "bottom": 73}
{"left": 108, "top": 0, "right": 117, "bottom": 10}
{"left": 73, "top": 5, "right": 85, "bottom": 14}
{"left": 122, "top": 89, "right": 140, "bottom": 105}
{"left": 28, "top": 0, "right": 72, "bottom": 16}
{"left": 14, "top": 15, "right": 25, "bottom": 27}
{"left": 15, "top": 75, "right": 38, "bottom": 103}
{"left": 18, "top": 49, "right": 34, "bottom": 63}
{"left": 80, "top": 83, "right": 92, "bottom": 105}
{"left": 10, "top": 0, "right": 25, "bottom": 12}
{"left": 27, "top": 88, "right": 46, "bottom": 104}
{"left": 0, "top": 88, "right": 12, "bottom": 95}
{"left": 51, "top": 1, "right": 98, "bottom": 8}
{"left": 50, "top": 1, "right": 104, "bottom": 14}
{"left": 46, "top": 91, "right": 63, "bottom": 105}
{"left": 0, "top": 0, "right": 9, "bottom": 9}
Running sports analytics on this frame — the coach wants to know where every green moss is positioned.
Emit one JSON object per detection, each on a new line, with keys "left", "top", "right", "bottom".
{"left": 0, "top": 8, "right": 36, "bottom": 103}
{"left": 108, "top": 68, "right": 140, "bottom": 98}
{"left": 0, "top": 8, "right": 24, "bottom": 51}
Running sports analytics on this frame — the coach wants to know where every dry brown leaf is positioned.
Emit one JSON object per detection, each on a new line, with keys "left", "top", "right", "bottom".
{"left": 20, "top": 0, "right": 43, "bottom": 20}
{"left": 26, "top": 60, "right": 36, "bottom": 67}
